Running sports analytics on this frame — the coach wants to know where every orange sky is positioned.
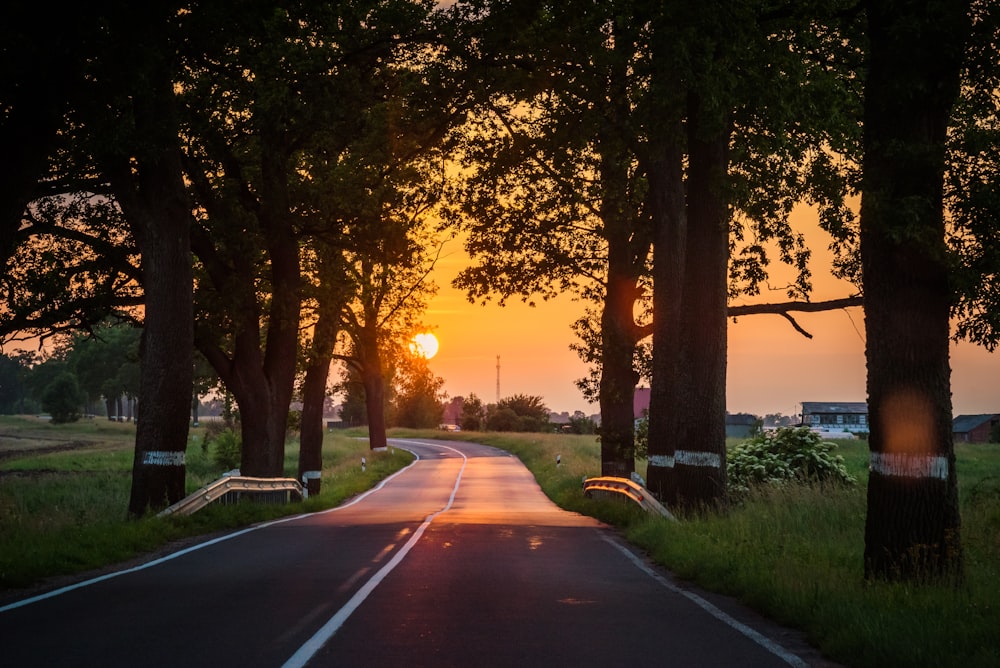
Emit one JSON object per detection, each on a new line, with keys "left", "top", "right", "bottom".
{"left": 423, "top": 205, "right": 999, "bottom": 418}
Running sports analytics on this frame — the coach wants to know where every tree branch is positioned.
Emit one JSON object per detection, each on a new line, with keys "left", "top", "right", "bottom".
{"left": 635, "top": 295, "right": 864, "bottom": 341}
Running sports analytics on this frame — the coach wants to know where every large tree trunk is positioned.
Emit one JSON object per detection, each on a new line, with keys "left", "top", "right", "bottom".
{"left": 128, "top": 199, "right": 193, "bottom": 514}
{"left": 598, "top": 282, "right": 639, "bottom": 477}
{"left": 109, "top": 35, "right": 193, "bottom": 516}
{"left": 298, "top": 298, "right": 339, "bottom": 495}
{"left": 596, "top": 122, "right": 643, "bottom": 477}
{"left": 236, "top": 386, "right": 289, "bottom": 477}
{"left": 646, "top": 127, "right": 687, "bottom": 502}
{"left": 860, "top": 0, "right": 968, "bottom": 582}
{"left": 360, "top": 333, "right": 389, "bottom": 451}
{"left": 194, "top": 135, "right": 302, "bottom": 479}
{"left": 666, "top": 99, "right": 731, "bottom": 509}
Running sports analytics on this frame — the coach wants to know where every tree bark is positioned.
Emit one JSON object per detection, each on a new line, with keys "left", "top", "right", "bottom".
{"left": 598, "top": 282, "right": 639, "bottom": 477}
{"left": 860, "top": 0, "right": 968, "bottom": 582}
{"left": 662, "top": 96, "right": 730, "bottom": 509}
{"left": 192, "top": 133, "right": 302, "bottom": 479}
{"left": 116, "top": 78, "right": 194, "bottom": 517}
{"left": 298, "top": 296, "right": 340, "bottom": 495}
{"left": 646, "top": 126, "right": 687, "bottom": 501}
{"left": 360, "top": 333, "right": 389, "bottom": 451}
{"left": 596, "top": 108, "right": 645, "bottom": 476}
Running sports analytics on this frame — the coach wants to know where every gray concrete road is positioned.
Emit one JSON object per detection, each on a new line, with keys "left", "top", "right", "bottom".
{"left": 1, "top": 438, "right": 824, "bottom": 667}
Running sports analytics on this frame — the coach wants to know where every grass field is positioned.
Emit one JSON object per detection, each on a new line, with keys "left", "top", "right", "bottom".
{"left": 2, "top": 418, "right": 999, "bottom": 667}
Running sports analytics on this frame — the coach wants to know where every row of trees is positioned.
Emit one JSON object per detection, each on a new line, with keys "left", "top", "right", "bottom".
{"left": 447, "top": 0, "right": 999, "bottom": 583}
{"left": 3, "top": 1, "right": 997, "bottom": 584}
{"left": 0, "top": 328, "right": 141, "bottom": 422}
{"left": 2, "top": 1, "right": 455, "bottom": 511}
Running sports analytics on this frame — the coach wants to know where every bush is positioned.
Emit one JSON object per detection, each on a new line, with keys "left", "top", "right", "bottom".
{"left": 210, "top": 428, "right": 242, "bottom": 471}
{"left": 728, "top": 427, "right": 856, "bottom": 497}
{"left": 40, "top": 372, "right": 86, "bottom": 424}
{"left": 634, "top": 415, "right": 648, "bottom": 459}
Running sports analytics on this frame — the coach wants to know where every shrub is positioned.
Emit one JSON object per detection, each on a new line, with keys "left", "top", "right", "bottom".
{"left": 728, "top": 426, "right": 856, "bottom": 497}
{"left": 210, "top": 428, "right": 242, "bottom": 471}
{"left": 634, "top": 415, "right": 648, "bottom": 459}
{"left": 40, "top": 372, "right": 85, "bottom": 424}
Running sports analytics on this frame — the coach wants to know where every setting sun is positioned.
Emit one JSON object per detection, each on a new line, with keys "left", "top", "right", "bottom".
{"left": 410, "top": 332, "right": 439, "bottom": 359}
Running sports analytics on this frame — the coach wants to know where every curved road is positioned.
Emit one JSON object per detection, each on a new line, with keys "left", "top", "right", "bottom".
{"left": 1, "top": 439, "right": 822, "bottom": 667}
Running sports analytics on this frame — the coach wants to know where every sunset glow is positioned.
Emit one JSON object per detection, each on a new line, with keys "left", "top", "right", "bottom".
{"left": 410, "top": 332, "right": 440, "bottom": 359}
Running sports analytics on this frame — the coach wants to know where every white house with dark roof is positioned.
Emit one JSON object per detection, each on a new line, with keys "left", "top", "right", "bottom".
{"left": 801, "top": 401, "right": 869, "bottom": 434}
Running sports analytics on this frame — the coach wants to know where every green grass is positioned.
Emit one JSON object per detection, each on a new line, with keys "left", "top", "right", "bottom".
{"left": 0, "top": 417, "right": 412, "bottom": 590}
{"left": 3, "top": 419, "right": 999, "bottom": 667}
{"left": 397, "top": 429, "right": 1000, "bottom": 668}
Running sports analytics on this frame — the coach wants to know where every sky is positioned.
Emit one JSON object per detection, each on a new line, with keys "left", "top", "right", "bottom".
{"left": 422, "top": 205, "right": 999, "bottom": 419}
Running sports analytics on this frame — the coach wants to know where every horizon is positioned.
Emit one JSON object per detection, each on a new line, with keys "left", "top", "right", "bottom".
{"left": 424, "top": 204, "right": 998, "bottom": 419}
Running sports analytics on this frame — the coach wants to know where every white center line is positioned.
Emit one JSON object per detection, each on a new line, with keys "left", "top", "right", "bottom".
{"left": 282, "top": 441, "right": 467, "bottom": 668}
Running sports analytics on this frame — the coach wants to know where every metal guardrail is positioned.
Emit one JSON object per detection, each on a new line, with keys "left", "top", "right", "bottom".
{"left": 158, "top": 475, "right": 304, "bottom": 517}
{"left": 583, "top": 476, "right": 676, "bottom": 521}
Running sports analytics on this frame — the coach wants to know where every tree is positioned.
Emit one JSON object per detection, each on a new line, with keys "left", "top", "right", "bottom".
{"left": 297, "top": 245, "right": 349, "bottom": 495}
{"left": 459, "top": 393, "right": 486, "bottom": 431}
{"left": 0, "top": 2, "right": 196, "bottom": 515}
{"left": 0, "top": 5, "right": 95, "bottom": 264}
{"left": 485, "top": 394, "right": 550, "bottom": 432}
{"left": 0, "top": 352, "right": 35, "bottom": 414}
{"left": 860, "top": 0, "right": 970, "bottom": 582}
{"left": 644, "top": 0, "right": 864, "bottom": 509}
{"left": 568, "top": 411, "right": 598, "bottom": 435}
{"left": 90, "top": 4, "right": 195, "bottom": 515}
{"left": 66, "top": 323, "right": 141, "bottom": 419}
{"left": 392, "top": 356, "right": 446, "bottom": 428}
{"left": 40, "top": 371, "right": 86, "bottom": 424}
{"left": 449, "top": 1, "right": 652, "bottom": 475}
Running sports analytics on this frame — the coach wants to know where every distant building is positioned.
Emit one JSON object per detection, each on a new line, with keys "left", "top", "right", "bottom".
{"left": 441, "top": 397, "right": 463, "bottom": 426}
{"left": 952, "top": 414, "right": 999, "bottom": 443}
{"left": 801, "top": 401, "right": 869, "bottom": 434}
{"left": 726, "top": 413, "right": 759, "bottom": 439}
{"left": 633, "top": 387, "right": 759, "bottom": 438}
{"left": 634, "top": 387, "right": 651, "bottom": 419}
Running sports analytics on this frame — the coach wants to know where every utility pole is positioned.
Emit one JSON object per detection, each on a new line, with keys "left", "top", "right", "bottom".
{"left": 496, "top": 354, "right": 500, "bottom": 404}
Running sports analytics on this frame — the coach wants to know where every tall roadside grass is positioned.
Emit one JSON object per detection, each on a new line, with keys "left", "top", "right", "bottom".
{"left": 414, "top": 428, "right": 1000, "bottom": 668}
{"left": 0, "top": 417, "right": 411, "bottom": 591}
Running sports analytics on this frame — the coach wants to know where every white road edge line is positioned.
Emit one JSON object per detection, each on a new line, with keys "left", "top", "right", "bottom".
{"left": 282, "top": 440, "right": 467, "bottom": 668}
{"left": 600, "top": 534, "right": 809, "bottom": 668}
{"left": 0, "top": 446, "right": 423, "bottom": 614}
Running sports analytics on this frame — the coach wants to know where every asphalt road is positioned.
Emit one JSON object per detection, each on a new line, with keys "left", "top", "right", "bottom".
{"left": 1, "top": 438, "right": 823, "bottom": 667}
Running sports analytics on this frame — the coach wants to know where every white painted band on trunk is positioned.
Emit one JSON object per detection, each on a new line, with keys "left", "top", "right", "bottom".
{"left": 141, "top": 451, "right": 186, "bottom": 466}
{"left": 302, "top": 470, "right": 322, "bottom": 480}
{"left": 869, "top": 452, "right": 949, "bottom": 480}
{"left": 647, "top": 454, "right": 675, "bottom": 468}
{"left": 675, "top": 450, "right": 722, "bottom": 468}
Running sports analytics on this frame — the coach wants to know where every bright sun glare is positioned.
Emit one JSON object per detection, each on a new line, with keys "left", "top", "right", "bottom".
{"left": 410, "top": 332, "right": 439, "bottom": 359}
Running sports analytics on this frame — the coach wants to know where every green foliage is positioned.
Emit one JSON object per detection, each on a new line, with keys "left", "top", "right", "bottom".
{"left": 209, "top": 428, "right": 242, "bottom": 471}
{"left": 0, "top": 352, "right": 35, "bottom": 414}
{"left": 567, "top": 411, "right": 598, "bottom": 435}
{"left": 483, "top": 394, "right": 551, "bottom": 432}
{"left": 484, "top": 406, "right": 519, "bottom": 432}
{"left": 40, "top": 371, "right": 86, "bottom": 424}
{"left": 634, "top": 415, "right": 648, "bottom": 459}
{"left": 482, "top": 394, "right": 552, "bottom": 432}
{"left": 286, "top": 409, "right": 302, "bottom": 434}
{"left": 459, "top": 393, "right": 485, "bottom": 431}
{"left": 65, "top": 324, "right": 141, "bottom": 408}
{"left": 728, "top": 427, "right": 856, "bottom": 496}
{"left": 392, "top": 358, "right": 446, "bottom": 429}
